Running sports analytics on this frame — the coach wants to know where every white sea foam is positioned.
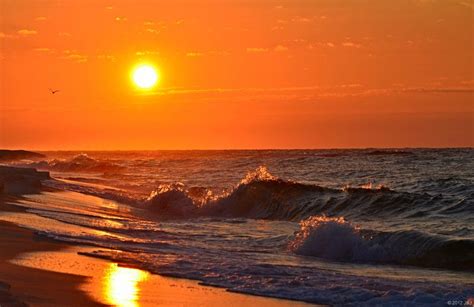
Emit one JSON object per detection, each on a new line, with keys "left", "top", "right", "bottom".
{"left": 289, "top": 216, "right": 387, "bottom": 262}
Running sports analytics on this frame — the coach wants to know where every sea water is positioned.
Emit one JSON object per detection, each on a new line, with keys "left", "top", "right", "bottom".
{"left": 4, "top": 149, "right": 474, "bottom": 305}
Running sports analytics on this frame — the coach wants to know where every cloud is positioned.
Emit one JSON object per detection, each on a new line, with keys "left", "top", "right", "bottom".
{"left": 140, "top": 84, "right": 462, "bottom": 101}
{"left": 340, "top": 84, "right": 363, "bottom": 89}
{"left": 247, "top": 47, "right": 268, "bottom": 53}
{"left": 308, "top": 42, "right": 335, "bottom": 49}
{"left": 341, "top": 42, "right": 362, "bottom": 48}
{"left": 143, "top": 20, "right": 167, "bottom": 34}
{"left": 35, "top": 16, "right": 47, "bottom": 21}
{"left": 142, "top": 84, "right": 395, "bottom": 101}
{"left": 0, "top": 32, "right": 16, "bottom": 39}
{"left": 134, "top": 80, "right": 474, "bottom": 100}
{"left": 186, "top": 52, "right": 204, "bottom": 57}
{"left": 274, "top": 45, "right": 288, "bottom": 52}
{"left": 17, "top": 29, "right": 37, "bottom": 36}
{"left": 402, "top": 87, "right": 474, "bottom": 93}
{"left": 115, "top": 16, "right": 127, "bottom": 22}
{"left": 291, "top": 16, "right": 312, "bottom": 23}
{"left": 145, "top": 28, "right": 160, "bottom": 34}
{"left": 33, "top": 47, "right": 52, "bottom": 53}
{"left": 155, "top": 86, "right": 323, "bottom": 96}
{"left": 180, "top": 50, "right": 230, "bottom": 57}
{"left": 292, "top": 39, "right": 306, "bottom": 44}
{"left": 61, "top": 50, "right": 87, "bottom": 63}
{"left": 63, "top": 54, "right": 87, "bottom": 63}
{"left": 59, "top": 32, "right": 72, "bottom": 37}
{"left": 135, "top": 50, "right": 159, "bottom": 56}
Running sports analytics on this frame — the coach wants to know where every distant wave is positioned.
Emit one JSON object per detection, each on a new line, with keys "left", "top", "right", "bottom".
{"left": 366, "top": 150, "right": 414, "bottom": 156}
{"left": 0, "top": 149, "right": 45, "bottom": 162}
{"left": 317, "top": 153, "right": 345, "bottom": 158}
{"left": 289, "top": 215, "right": 474, "bottom": 271}
{"left": 316, "top": 149, "right": 415, "bottom": 157}
{"left": 24, "top": 154, "right": 124, "bottom": 173}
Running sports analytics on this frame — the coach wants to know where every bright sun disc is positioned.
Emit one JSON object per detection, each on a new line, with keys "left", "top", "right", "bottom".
{"left": 132, "top": 65, "right": 158, "bottom": 89}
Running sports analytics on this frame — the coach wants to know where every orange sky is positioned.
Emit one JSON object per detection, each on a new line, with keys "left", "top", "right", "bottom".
{"left": 1, "top": 0, "right": 473, "bottom": 150}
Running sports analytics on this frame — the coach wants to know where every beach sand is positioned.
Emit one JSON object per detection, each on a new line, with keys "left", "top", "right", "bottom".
{"left": 0, "top": 218, "right": 105, "bottom": 306}
{"left": 0, "top": 195, "right": 311, "bottom": 307}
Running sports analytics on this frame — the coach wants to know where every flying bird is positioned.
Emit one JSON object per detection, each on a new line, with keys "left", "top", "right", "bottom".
{"left": 49, "top": 88, "right": 60, "bottom": 94}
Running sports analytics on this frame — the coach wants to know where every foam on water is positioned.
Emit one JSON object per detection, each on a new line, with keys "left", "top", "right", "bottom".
{"left": 289, "top": 215, "right": 474, "bottom": 271}
{"left": 35, "top": 165, "right": 474, "bottom": 272}
{"left": 289, "top": 216, "right": 386, "bottom": 262}
{"left": 2, "top": 190, "right": 473, "bottom": 306}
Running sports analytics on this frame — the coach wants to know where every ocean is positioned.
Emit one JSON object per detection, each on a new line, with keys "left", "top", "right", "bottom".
{"left": 3, "top": 149, "right": 474, "bottom": 305}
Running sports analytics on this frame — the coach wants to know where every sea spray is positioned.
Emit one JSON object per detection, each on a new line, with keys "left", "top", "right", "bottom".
{"left": 289, "top": 215, "right": 387, "bottom": 262}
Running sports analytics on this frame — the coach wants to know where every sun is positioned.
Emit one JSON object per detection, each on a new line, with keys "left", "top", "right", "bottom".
{"left": 131, "top": 64, "right": 159, "bottom": 89}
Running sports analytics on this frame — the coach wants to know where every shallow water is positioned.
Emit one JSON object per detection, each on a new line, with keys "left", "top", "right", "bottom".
{"left": 11, "top": 247, "right": 306, "bottom": 307}
{"left": 4, "top": 149, "right": 474, "bottom": 305}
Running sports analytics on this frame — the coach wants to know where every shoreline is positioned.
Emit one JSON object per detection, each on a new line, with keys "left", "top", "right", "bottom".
{"left": 0, "top": 195, "right": 107, "bottom": 306}
{"left": 0, "top": 219, "right": 106, "bottom": 306}
{"left": 0, "top": 195, "right": 311, "bottom": 306}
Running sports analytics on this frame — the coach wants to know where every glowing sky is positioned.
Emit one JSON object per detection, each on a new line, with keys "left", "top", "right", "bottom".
{"left": 0, "top": 0, "right": 473, "bottom": 149}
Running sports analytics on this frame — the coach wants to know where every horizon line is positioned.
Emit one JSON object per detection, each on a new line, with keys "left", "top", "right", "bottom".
{"left": 2, "top": 146, "right": 473, "bottom": 152}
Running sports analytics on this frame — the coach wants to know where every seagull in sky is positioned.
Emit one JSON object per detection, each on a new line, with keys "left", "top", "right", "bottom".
{"left": 49, "top": 88, "right": 60, "bottom": 94}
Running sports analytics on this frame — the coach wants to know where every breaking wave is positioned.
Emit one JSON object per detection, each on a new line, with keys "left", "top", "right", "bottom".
{"left": 144, "top": 166, "right": 470, "bottom": 221}
{"left": 289, "top": 216, "right": 384, "bottom": 262}
{"left": 289, "top": 215, "right": 474, "bottom": 271}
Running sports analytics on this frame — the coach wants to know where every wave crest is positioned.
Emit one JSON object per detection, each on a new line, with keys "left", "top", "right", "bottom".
{"left": 240, "top": 166, "right": 277, "bottom": 184}
{"left": 289, "top": 215, "right": 387, "bottom": 262}
{"left": 288, "top": 215, "right": 474, "bottom": 271}
{"left": 146, "top": 183, "right": 196, "bottom": 216}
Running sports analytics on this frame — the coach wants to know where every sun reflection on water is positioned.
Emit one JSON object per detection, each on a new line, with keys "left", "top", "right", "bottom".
{"left": 104, "top": 263, "right": 149, "bottom": 307}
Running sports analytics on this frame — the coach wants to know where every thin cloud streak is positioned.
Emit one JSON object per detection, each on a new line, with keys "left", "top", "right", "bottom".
{"left": 17, "top": 29, "right": 37, "bottom": 36}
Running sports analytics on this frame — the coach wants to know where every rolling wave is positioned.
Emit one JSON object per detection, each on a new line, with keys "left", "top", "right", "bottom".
{"left": 144, "top": 166, "right": 470, "bottom": 221}
{"left": 289, "top": 215, "right": 474, "bottom": 271}
{"left": 48, "top": 165, "right": 472, "bottom": 222}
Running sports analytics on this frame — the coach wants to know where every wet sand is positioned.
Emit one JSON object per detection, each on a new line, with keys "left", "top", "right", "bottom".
{"left": 1, "top": 196, "right": 310, "bottom": 307}
{"left": 0, "top": 219, "right": 106, "bottom": 306}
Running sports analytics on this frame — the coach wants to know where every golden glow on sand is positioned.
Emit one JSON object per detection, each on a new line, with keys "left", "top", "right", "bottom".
{"left": 104, "top": 263, "right": 149, "bottom": 307}
{"left": 132, "top": 64, "right": 159, "bottom": 89}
